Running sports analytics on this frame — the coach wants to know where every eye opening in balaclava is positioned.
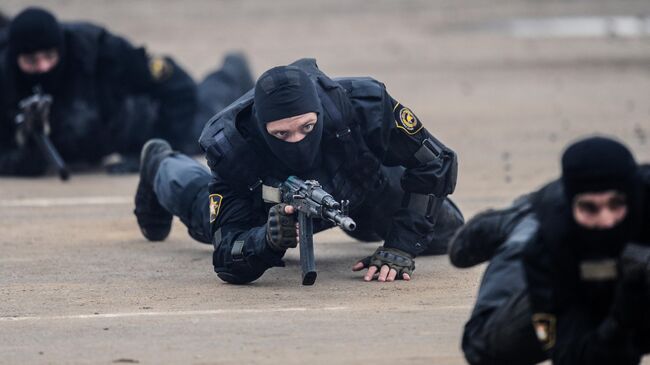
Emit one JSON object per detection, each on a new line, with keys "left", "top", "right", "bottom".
{"left": 253, "top": 65, "right": 323, "bottom": 173}
{"left": 7, "top": 7, "right": 65, "bottom": 94}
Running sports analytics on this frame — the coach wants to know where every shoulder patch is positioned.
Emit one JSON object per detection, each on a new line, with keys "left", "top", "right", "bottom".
{"left": 532, "top": 313, "right": 557, "bottom": 350}
{"left": 209, "top": 194, "right": 223, "bottom": 223}
{"left": 393, "top": 102, "right": 423, "bottom": 135}
{"left": 149, "top": 56, "right": 173, "bottom": 82}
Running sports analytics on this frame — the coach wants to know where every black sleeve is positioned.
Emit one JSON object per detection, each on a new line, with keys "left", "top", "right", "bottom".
{"left": 372, "top": 93, "right": 458, "bottom": 197}
{"left": 360, "top": 87, "right": 458, "bottom": 256}
{"left": 449, "top": 194, "right": 533, "bottom": 268}
{"left": 208, "top": 175, "right": 285, "bottom": 284}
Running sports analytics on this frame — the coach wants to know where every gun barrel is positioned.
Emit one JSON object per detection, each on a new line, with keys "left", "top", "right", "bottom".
{"left": 34, "top": 134, "right": 69, "bottom": 181}
{"left": 338, "top": 217, "right": 356, "bottom": 231}
{"left": 324, "top": 209, "right": 356, "bottom": 232}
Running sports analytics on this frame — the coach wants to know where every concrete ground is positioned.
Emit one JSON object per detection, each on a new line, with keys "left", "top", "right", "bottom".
{"left": 1, "top": 0, "right": 650, "bottom": 364}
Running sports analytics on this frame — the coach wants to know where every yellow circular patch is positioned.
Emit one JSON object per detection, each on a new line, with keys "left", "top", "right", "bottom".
{"left": 400, "top": 108, "right": 418, "bottom": 130}
{"left": 393, "top": 103, "right": 423, "bottom": 135}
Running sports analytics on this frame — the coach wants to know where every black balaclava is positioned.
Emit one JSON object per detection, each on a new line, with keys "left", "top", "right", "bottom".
{"left": 561, "top": 136, "right": 640, "bottom": 258}
{"left": 7, "top": 7, "right": 65, "bottom": 95}
{"left": 253, "top": 65, "right": 323, "bottom": 173}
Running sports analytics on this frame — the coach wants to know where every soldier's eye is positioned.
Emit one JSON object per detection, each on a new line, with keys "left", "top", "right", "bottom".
{"left": 273, "top": 131, "right": 288, "bottom": 139}
{"left": 608, "top": 195, "right": 627, "bottom": 210}
{"left": 303, "top": 124, "right": 315, "bottom": 133}
{"left": 576, "top": 201, "right": 600, "bottom": 215}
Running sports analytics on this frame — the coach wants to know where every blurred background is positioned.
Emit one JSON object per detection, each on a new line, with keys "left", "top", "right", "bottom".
{"left": 3, "top": 0, "right": 649, "bottom": 211}
{"left": 1, "top": 1, "right": 649, "bottom": 364}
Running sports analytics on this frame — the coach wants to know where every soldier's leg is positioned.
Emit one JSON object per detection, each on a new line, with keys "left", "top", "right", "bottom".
{"left": 153, "top": 154, "right": 212, "bottom": 244}
{"left": 461, "top": 215, "right": 547, "bottom": 365}
{"left": 134, "top": 139, "right": 211, "bottom": 244}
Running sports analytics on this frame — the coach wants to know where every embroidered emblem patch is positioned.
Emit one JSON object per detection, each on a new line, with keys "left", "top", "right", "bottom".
{"left": 209, "top": 194, "right": 223, "bottom": 223}
{"left": 149, "top": 56, "right": 173, "bottom": 82}
{"left": 393, "top": 102, "right": 423, "bottom": 135}
{"left": 532, "top": 313, "right": 557, "bottom": 350}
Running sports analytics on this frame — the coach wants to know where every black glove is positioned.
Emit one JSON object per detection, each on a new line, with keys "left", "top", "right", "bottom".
{"left": 358, "top": 247, "right": 415, "bottom": 278}
{"left": 265, "top": 203, "right": 298, "bottom": 252}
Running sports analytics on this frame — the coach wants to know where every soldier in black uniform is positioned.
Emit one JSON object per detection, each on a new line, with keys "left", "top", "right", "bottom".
{"left": 133, "top": 59, "right": 464, "bottom": 284}
{"left": 0, "top": 7, "right": 253, "bottom": 176}
{"left": 449, "top": 136, "right": 650, "bottom": 364}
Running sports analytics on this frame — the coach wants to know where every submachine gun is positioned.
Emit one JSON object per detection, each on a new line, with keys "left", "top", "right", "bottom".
{"left": 15, "top": 86, "right": 69, "bottom": 180}
{"left": 267, "top": 176, "right": 357, "bottom": 285}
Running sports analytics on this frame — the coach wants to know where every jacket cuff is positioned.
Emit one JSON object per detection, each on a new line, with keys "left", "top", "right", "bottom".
{"left": 383, "top": 209, "right": 432, "bottom": 256}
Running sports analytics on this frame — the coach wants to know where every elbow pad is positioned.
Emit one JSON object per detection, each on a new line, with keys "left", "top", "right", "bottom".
{"left": 401, "top": 137, "right": 458, "bottom": 197}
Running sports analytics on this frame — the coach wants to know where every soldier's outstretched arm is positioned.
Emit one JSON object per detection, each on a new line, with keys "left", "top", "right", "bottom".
{"left": 448, "top": 195, "right": 533, "bottom": 268}
{"left": 367, "top": 88, "right": 459, "bottom": 255}
{"left": 208, "top": 177, "right": 286, "bottom": 285}
{"left": 348, "top": 83, "right": 460, "bottom": 281}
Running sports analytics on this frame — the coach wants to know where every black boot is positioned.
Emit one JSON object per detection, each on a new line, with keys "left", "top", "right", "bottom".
{"left": 133, "top": 139, "right": 174, "bottom": 241}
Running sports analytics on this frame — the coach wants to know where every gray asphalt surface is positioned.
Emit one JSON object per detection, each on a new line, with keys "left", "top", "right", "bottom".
{"left": 1, "top": 1, "right": 650, "bottom": 364}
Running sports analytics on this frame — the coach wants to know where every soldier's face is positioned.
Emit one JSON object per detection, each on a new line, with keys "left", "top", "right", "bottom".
{"left": 17, "top": 49, "right": 60, "bottom": 74}
{"left": 572, "top": 190, "right": 628, "bottom": 230}
{"left": 265, "top": 112, "right": 318, "bottom": 143}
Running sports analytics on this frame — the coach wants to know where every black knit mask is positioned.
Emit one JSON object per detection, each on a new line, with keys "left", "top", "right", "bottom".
{"left": 253, "top": 66, "right": 323, "bottom": 173}
{"left": 7, "top": 7, "right": 65, "bottom": 95}
{"left": 561, "top": 136, "right": 640, "bottom": 258}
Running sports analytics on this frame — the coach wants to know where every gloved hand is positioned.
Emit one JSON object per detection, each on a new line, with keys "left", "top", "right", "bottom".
{"left": 265, "top": 203, "right": 298, "bottom": 252}
{"left": 352, "top": 247, "right": 415, "bottom": 282}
